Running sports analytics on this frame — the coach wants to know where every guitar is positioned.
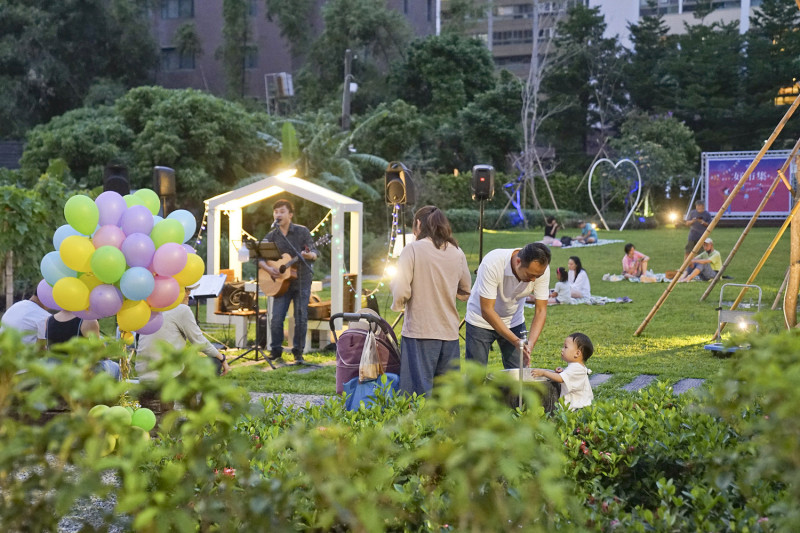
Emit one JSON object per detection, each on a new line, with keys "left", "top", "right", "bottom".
{"left": 258, "top": 234, "right": 331, "bottom": 297}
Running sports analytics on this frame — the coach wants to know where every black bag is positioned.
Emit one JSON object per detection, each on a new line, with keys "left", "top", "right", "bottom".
{"left": 560, "top": 236, "right": 572, "bottom": 246}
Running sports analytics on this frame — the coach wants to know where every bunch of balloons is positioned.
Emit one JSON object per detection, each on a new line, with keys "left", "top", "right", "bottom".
{"left": 37, "top": 188, "right": 205, "bottom": 334}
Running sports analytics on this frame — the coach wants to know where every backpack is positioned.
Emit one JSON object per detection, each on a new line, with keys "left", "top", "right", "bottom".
{"left": 560, "top": 236, "right": 572, "bottom": 247}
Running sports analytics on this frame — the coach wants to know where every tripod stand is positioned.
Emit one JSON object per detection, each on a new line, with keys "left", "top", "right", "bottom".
{"left": 229, "top": 242, "right": 281, "bottom": 367}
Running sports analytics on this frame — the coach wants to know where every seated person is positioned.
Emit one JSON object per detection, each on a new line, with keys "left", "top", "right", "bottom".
{"left": 540, "top": 216, "right": 563, "bottom": 248}
{"left": 680, "top": 238, "right": 721, "bottom": 282}
{"left": 574, "top": 220, "right": 598, "bottom": 244}
{"left": 135, "top": 285, "right": 230, "bottom": 380}
{"left": 39, "top": 310, "right": 121, "bottom": 379}
{"left": 622, "top": 243, "right": 650, "bottom": 279}
{"left": 1, "top": 294, "right": 51, "bottom": 345}
{"left": 567, "top": 256, "right": 591, "bottom": 299}
{"left": 532, "top": 332, "right": 594, "bottom": 410}
{"left": 548, "top": 267, "right": 572, "bottom": 305}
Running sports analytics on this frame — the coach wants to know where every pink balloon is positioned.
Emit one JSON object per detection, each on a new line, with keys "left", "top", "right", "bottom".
{"left": 89, "top": 284, "right": 124, "bottom": 317}
{"left": 146, "top": 276, "right": 180, "bottom": 308}
{"left": 37, "top": 279, "right": 62, "bottom": 311}
{"left": 92, "top": 225, "right": 126, "bottom": 249}
{"left": 152, "top": 242, "right": 188, "bottom": 277}
{"left": 96, "top": 191, "right": 127, "bottom": 226}
{"left": 121, "top": 233, "right": 156, "bottom": 268}
{"left": 120, "top": 205, "right": 154, "bottom": 236}
{"left": 135, "top": 312, "right": 164, "bottom": 335}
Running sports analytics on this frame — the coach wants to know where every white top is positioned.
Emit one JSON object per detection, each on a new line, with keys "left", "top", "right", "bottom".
{"left": 559, "top": 362, "right": 593, "bottom": 410}
{"left": 135, "top": 304, "right": 221, "bottom": 380}
{"left": 553, "top": 281, "right": 573, "bottom": 304}
{"left": 568, "top": 269, "right": 591, "bottom": 298}
{"left": 0, "top": 299, "right": 51, "bottom": 344}
{"left": 466, "top": 248, "right": 550, "bottom": 329}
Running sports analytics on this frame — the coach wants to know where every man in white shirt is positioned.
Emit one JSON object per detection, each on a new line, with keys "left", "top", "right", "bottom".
{"left": 0, "top": 295, "right": 51, "bottom": 345}
{"left": 465, "top": 243, "right": 551, "bottom": 369}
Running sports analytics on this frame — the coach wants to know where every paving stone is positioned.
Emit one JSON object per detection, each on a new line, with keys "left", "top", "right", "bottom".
{"left": 589, "top": 373, "right": 613, "bottom": 388}
{"left": 621, "top": 374, "right": 657, "bottom": 392}
{"left": 672, "top": 378, "right": 706, "bottom": 395}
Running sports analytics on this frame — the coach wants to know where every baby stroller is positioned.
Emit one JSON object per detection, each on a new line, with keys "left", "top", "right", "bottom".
{"left": 330, "top": 309, "right": 401, "bottom": 395}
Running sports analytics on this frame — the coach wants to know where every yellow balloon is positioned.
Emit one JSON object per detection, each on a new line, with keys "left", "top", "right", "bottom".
{"left": 60, "top": 235, "right": 95, "bottom": 273}
{"left": 117, "top": 299, "right": 151, "bottom": 332}
{"left": 53, "top": 277, "right": 90, "bottom": 311}
{"left": 120, "top": 331, "right": 135, "bottom": 345}
{"left": 172, "top": 253, "right": 204, "bottom": 286}
{"left": 150, "top": 289, "right": 184, "bottom": 312}
{"left": 79, "top": 273, "right": 103, "bottom": 292}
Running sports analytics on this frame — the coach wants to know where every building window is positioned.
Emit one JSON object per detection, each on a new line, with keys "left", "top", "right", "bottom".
{"left": 244, "top": 47, "right": 258, "bottom": 69}
{"left": 493, "top": 29, "right": 533, "bottom": 46}
{"left": 161, "top": 48, "right": 195, "bottom": 71}
{"left": 161, "top": 0, "right": 193, "bottom": 19}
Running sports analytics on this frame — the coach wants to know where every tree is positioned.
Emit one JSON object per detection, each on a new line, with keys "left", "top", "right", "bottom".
{"left": 263, "top": 0, "right": 317, "bottom": 58}
{"left": 0, "top": 0, "right": 156, "bottom": 138}
{"left": 349, "top": 100, "right": 424, "bottom": 162}
{"left": 624, "top": 5, "right": 678, "bottom": 113}
{"left": 219, "top": 0, "right": 251, "bottom": 99}
{"left": 295, "top": 0, "right": 412, "bottom": 109}
{"left": 540, "top": 4, "right": 625, "bottom": 174}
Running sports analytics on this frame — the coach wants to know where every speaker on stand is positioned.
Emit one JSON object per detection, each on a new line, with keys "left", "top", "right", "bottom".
{"left": 153, "top": 166, "right": 176, "bottom": 216}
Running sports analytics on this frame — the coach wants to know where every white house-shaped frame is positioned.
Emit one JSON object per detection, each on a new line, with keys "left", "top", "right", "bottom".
{"left": 204, "top": 170, "right": 363, "bottom": 339}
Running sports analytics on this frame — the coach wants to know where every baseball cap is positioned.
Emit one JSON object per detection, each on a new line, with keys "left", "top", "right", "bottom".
{"left": 704, "top": 238, "right": 713, "bottom": 244}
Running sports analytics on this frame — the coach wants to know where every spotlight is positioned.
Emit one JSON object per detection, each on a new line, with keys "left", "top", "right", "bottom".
{"left": 668, "top": 212, "right": 678, "bottom": 222}
{"left": 384, "top": 264, "right": 398, "bottom": 278}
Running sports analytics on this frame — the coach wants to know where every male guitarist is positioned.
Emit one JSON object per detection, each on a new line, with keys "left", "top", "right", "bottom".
{"left": 258, "top": 199, "right": 318, "bottom": 364}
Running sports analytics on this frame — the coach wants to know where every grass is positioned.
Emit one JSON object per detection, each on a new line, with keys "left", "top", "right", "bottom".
{"left": 221, "top": 225, "right": 791, "bottom": 396}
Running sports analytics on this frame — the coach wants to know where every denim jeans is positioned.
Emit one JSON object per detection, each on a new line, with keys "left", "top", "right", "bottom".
{"left": 465, "top": 322, "right": 528, "bottom": 369}
{"left": 270, "top": 278, "right": 311, "bottom": 358}
{"left": 399, "top": 337, "right": 460, "bottom": 396}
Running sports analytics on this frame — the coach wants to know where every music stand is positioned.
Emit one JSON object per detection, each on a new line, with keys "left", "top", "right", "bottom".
{"left": 229, "top": 241, "right": 281, "bottom": 366}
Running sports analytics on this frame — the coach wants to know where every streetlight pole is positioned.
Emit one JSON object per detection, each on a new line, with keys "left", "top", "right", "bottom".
{"left": 341, "top": 49, "right": 352, "bottom": 131}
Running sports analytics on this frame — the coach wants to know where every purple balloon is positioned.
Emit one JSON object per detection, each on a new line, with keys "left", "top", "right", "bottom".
{"left": 121, "top": 233, "right": 156, "bottom": 268}
{"left": 96, "top": 191, "right": 128, "bottom": 227}
{"left": 120, "top": 205, "right": 154, "bottom": 237}
{"left": 93, "top": 225, "right": 126, "bottom": 249}
{"left": 135, "top": 312, "right": 164, "bottom": 335}
{"left": 152, "top": 242, "right": 188, "bottom": 277}
{"left": 75, "top": 308, "right": 102, "bottom": 321}
{"left": 36, "top": 279, "right": 62, "bottom": 311}
{"left": 89, "top": 284, "right": 124, "bottom": 317}
{"left": 182, "top": 244, "right": 196, "bottom": 254}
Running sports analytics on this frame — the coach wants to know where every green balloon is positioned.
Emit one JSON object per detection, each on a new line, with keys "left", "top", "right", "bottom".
{"left": 134, "top": 188, "right": 161, "bottom": 215}
{"left": 64, "top": 195, "right": 99, "bottom": 235}
{"left": 89, "top": 404, "right": 109, "bottom": 418}
{"left": 124, "top": 194, "right": 145, "bottom": 208}
{"left": 151, "top": 219, "right": 184, "bottom": 248}
{"left": 131, "top": 407, "right": 157, "bottom": 432}
{"left": 91, "top": 246, "right": 127, "bottom": 283}
{"left": 104, "top": 405, "right": 132, "bottom": 426}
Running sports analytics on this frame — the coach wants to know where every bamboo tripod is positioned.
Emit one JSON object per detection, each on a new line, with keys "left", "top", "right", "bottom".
{"left": 634, "top": 92, "right": 800, "bottom": 336}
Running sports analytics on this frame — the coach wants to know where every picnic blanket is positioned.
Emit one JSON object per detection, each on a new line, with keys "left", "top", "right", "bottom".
{"left": 563, "top": 238, "right": 624, "bottom": 249}
{"left": 602, "top": 272, "right": 673, "bottom": 283}
{"left": 526, "top": 296, "right": 632, "bottom": 307}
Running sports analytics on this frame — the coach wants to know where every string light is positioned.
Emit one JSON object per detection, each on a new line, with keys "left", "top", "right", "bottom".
{"left": 310, "top": 210, "right": 333, "bottom": 236}
{"left": 194, "top": 205, "right": 209, "bottom": 249}
{"left": 343, "top": 204, "right": 401, "bottom": 300}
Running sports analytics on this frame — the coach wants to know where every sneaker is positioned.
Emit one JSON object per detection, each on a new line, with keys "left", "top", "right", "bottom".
{"left": 293, "top": 354, "right": 305, "bottom": 364}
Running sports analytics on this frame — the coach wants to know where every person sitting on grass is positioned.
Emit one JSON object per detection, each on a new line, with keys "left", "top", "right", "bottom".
{"left": 679, "top": 237, "right": 721, "bottom": 282}
{"left": 568, "top": 256, "right": 591, "bottom": 299}
{"left": 574, "top": 220, "right": 597, "bottom": 244}
{"left": 540, "top": 216, "right": 563, "bottom": 248}
{"left": 532, "top": 332, "right": 594, "bottom": 410}
{"left": 622, "top": 243, "right": 650, "bottom": 279}
{"left": 548, "top": 267, "right": 572, "bottom": 305}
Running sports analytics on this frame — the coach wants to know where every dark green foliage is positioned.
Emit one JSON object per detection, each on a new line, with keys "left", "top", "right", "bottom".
{"left": 0, "top": 0, "right": 156, "bottom": 138}
{"left": 263, "top": 0, "right": 317, "bottom": 57}
{"left": 220, "top": 0, "right": 250, "bottom": 99}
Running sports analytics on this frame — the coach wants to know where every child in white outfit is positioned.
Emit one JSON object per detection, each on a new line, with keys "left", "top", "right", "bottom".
{"left": 532, "top": 332, "right": 594, "bottom": 410}
{"left": 548, "top": 266, "right": 572, "bottom": 305}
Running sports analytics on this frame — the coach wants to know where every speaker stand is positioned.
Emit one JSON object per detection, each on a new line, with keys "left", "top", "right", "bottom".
{"left": 228, "top": 267, "right": 275, "bottom": 368}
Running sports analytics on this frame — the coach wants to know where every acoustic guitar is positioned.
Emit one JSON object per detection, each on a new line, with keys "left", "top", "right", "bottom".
{"left": 258, "top": 234, "right": 331, "bottom": 297}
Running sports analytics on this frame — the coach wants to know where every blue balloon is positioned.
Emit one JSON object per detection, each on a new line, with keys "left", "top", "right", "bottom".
{"left": 152, "top": 215, "right": 163, "bottom": 226}
{"left": 40, "top": 251, "right": 77, "bottom": 286}
{"left": 119, "top": 266, "right": 155, "bottom": 301}
{"left": 167, "top": 210, "right": 197, "bottom": 243}
{"left": 53, "top": 224, "right": 85, "bottom": 250}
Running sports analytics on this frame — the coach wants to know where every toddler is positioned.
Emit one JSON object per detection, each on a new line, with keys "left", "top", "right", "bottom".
{"left": 548, "top": 267, "right": 572, "bottom": 305}
{"left": 532, "top": 332, "right": 593, "bottom": 410}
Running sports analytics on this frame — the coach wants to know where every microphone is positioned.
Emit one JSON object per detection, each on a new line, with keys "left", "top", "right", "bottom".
{"left": 272, "top": 218, "right": 281, "bottom": 228}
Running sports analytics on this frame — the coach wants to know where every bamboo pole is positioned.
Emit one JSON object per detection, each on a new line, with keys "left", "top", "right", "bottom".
{"left": 785, "top": 163, "right": 800, "bottom": 327}
{"left": 772, "top": 266, "right": 790, "bottom": 310}
{"left": 701, "top": 137, "right": 800, "bottom": 301}
{"left": 715, "top": 196, "right": 800, "bottom": 337}
{"left": 634, "top": 92, "right": 800, "bottom": 336}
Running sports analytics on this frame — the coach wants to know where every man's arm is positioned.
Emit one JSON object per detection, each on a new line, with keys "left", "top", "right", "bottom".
{"left": 479, "top": 297, "right": 519, "bottom": 346}
{"left": 176, "top": 306, "right": 222, "bottom": 360}
{"left": 300, "top": 227, "right": 318, "bottom": 261}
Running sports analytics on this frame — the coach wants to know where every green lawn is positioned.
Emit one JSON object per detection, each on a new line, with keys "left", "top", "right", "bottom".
{"left": 224, "top": 225, "right": 791, "bottom": 395}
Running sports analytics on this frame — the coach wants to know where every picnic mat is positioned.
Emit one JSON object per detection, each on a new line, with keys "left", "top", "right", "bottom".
{"left": 526, "top": 296, "right": 632, "bottom": 306}
{"left": 602, "top": 272, "right": 675, "bottom": 283}
{"left": 563, "top": 238, "right": 624, "bottom": 249}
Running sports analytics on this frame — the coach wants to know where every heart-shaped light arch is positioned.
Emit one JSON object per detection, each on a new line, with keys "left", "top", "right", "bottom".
{"left": 587, "top": 158, "right": 642, "bottom": 231}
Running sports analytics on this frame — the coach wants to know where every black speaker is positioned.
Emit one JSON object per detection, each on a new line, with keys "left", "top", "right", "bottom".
{"left": 153, "top": 166, "right": 176, "bottom": 196}
{"left": 471, "top": 165, "right": 495, "bottom": 201}
{"left": 103, "top": 164, "right": 130, "bottom": 195}
{"left": 219, "top": 282, "right": 256, "bottom": 313}
{"left": 385, "top": 161, "right": 414, "bottom": 205}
